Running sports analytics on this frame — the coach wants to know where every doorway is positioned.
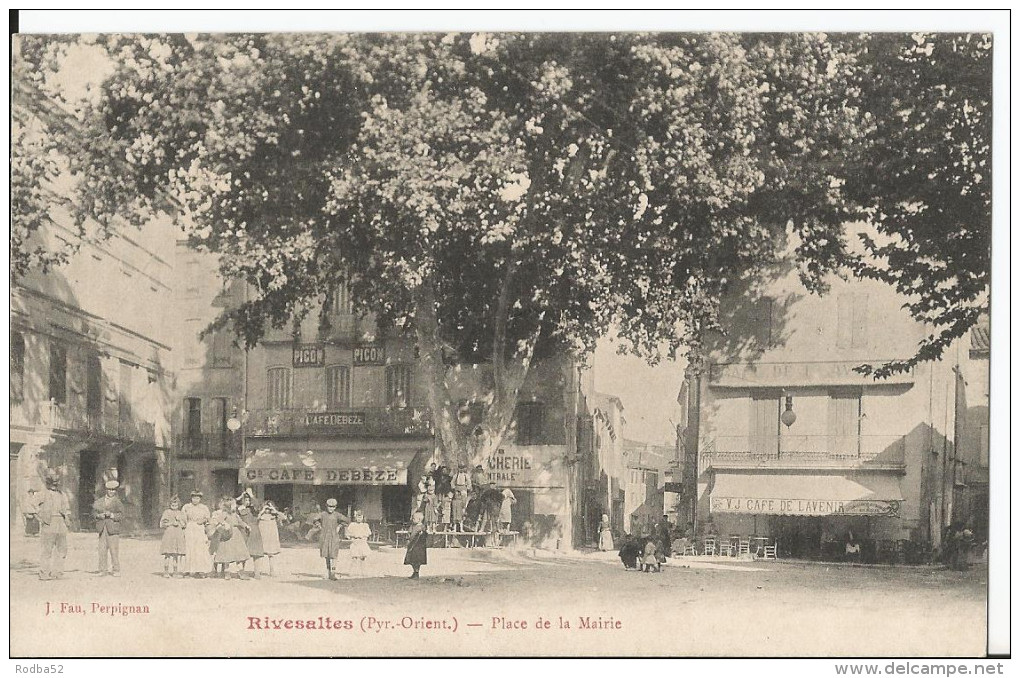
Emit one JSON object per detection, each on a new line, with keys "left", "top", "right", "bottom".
{"left": 212, "top": 468, "right": 240, "bottom": 503}
{"left": 79, "top": 450, "right": 100, "bottom": 530}
{"left": 141, "top": 457, "right": 159, "bottom": 528}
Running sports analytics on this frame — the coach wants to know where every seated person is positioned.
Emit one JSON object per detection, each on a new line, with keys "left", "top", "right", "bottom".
{"left": 618, "top": 534, "right": 641, "bottom": 570}
{"left": 845, "top": 531, "right": 862, "bottom": 562}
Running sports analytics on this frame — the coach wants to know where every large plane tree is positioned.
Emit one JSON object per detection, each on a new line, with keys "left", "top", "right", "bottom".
{"left": 11, "top": 32, "right": 991, "bottom": 464}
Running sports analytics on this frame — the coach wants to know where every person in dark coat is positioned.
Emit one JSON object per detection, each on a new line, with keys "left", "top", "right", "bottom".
{"left": 93, "top": 480, "right": 125, "bottom": 576}
{"left": 658, "top": 517, "right": 672, "bottom": 561}
{"left": 316, "top": 498, "right": 349, "bottom": 580}
{"left": 619, "top": 533, "right": 641, "bottom": 570}
{"left": 404, "top": 511, "right": 428, "bottom": 579}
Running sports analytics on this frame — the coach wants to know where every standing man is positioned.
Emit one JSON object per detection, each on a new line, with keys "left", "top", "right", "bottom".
{"left": 37, "top": 471, "right": 70, "bottom": 580}
{"left": 93, "top": 480, "right": 125, "bottom": 576}
{"left": 658, "top": 516, "right": 672, "bottom": 560}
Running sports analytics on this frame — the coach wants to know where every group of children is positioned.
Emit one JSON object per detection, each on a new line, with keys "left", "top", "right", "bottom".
{"left": 158, "top": 490, "right": 284, "bottom": 580}
{"left": 159, "top": 490, "right": 376, "bottom": 581}
{"left": 618, "top": 533, "right": 668, "bottom": 573}
{"left": 315, "top": 498, "right": 373, "bottom": 580}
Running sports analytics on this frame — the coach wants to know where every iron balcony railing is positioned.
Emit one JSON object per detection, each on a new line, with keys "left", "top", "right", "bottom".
{"left": 245, "top": 406, "right": 433, "bottom": 438}
{"left": 700, "top": 434, "right": 907, "bottom": 471}
{"left": 10, "top": 399, "right": 156, "bottom": 443}
{"left": 177, "top": 431, "right": 243, "bottom": 459}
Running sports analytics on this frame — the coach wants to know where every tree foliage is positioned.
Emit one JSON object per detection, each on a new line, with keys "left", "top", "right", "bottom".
{"left": 10, "top": 32, "right": 992, "bottom": 460}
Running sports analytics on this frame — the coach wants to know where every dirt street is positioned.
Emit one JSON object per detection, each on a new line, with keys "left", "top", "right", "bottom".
{"left": 10, "top": 533, "right": 986, "bottom": 657}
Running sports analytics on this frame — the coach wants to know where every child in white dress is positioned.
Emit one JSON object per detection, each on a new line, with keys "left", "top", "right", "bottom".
{"left": 346, "top": 510, "right": 372, "bottom": 578}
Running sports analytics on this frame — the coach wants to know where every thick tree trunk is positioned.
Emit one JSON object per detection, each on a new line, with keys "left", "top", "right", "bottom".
{"left": 412, "top": 276, "right": 542, "bottom": 468}
{"left": 412, "top": 283, "right": 470, "bottom": 466}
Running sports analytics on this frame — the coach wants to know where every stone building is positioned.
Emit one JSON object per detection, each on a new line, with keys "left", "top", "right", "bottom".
{"left": 11, "top": 210, "right": 174, "bottom": 533}
{"left": 685, "top": 265, "right": 979, "bottom": 562}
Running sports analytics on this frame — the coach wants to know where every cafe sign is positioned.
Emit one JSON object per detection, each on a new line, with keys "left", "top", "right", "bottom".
{"left": 305, "top": 412, "right": 366, "bottom": 428}
{"left": 240, "top": 466, "right": 407, "bottom": 485}
{"left": 353, "top": 344, "right": 385, "bottom": 366}
{"left": 293, "top": 344, "right": 326, "bottom": 368}
{"left": 711, "top": 496, "right": 900, "bottom": 517}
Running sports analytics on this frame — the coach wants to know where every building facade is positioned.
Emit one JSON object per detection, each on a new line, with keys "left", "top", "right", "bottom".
{"left": 687, "top": 269, "right": 975, "bottom": 562}
{"left": 621, "top": 439, "right": 671, "bottom": 535}
{"left": 230, "top": 286, "right": 589, "bottom": 549}
{"left": 11, "top": 210, "right": 174, "bottom": 533}
{"left": 169, "top": 245, "right": 247, "bottom": 504}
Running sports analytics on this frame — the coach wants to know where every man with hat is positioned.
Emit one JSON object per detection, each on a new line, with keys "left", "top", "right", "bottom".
{"left": 93, "top": 479, "right": 125, "bottom": 576}
{"left": 36, "top": 470, "right": 70, "bottom": 580}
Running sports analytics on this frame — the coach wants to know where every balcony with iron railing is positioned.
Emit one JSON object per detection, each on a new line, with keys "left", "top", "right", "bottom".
{"left": 177, "top": 431, "right": 243, "bottom": 459}
{"left": 10, "top": 399, "right": 156, "bottom": 443}
{"left": 245, "top": 406, "right": 433, "bottom": 438}
{"left": 700, "top": 434, "right": 907, "bottom": 472}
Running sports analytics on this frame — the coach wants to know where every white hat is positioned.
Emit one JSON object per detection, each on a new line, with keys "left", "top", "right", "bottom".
{"left": 105, "top": 480, "right": 120, "bottom": 490}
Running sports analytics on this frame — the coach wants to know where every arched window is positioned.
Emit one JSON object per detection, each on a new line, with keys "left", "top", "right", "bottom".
{"left": 267, "top": 367, "right": 292, "bottom": 410}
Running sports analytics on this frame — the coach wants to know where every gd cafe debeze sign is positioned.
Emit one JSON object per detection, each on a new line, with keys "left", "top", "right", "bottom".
{"left": 241, "top": 464, "right": 407, "bottom": 485}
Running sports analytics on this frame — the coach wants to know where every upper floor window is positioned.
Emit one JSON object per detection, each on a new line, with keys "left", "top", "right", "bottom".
{"left": 211, "top": 329, "right": 234, "bottom": 368}
{"left": 385, "top": 364, "right": 412, "bottom": 408}
{"left": 48, "top": 341, "right": 67, "bottom": 405}
{"left": 184, "top": 397, "right": 202, "bottom": 445}
{"left": 747, "top": 391, "right": 782, "bottom": 455}
{"left": 332, "top": 279, "right": 353, "bottom": 315}
{"left": 827, "top": 389, "right": 862, "bottom": 455}
{"left": 10, "top": 331, "right": 25, "bottom": 403}
{"left": 751, "top": 297, "right": 775, "bottom": 347}
{"left": 86, "top": 354, "right": 103, "bottom": 416}
{"left": 836, "top": 293, "right": 870, "bottom": 349}
{"left": 267, "top": 367, "right": 292, "bottom": 410}
{"left": 515, "top": 400, "right": 545, "bottom": 446}
{"left": 118, "top": 360, "right": 133, "bottom": 422}
{"left": 326, "top": 365, "right": 352, "bottom": 409}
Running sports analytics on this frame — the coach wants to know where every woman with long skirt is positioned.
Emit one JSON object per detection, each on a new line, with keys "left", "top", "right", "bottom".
{"left": 182, "top": 490, "right": 212, "bottom": 577}
{"left": 404, "top": 511, "right": 428, "bottom": 579}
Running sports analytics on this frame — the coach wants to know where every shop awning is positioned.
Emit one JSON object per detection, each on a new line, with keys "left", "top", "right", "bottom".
{"left": 710, "top": 473, "right": 903, "bottom": 517}
{"left": 239, "top": 446, "right": 427, "bottom": 486}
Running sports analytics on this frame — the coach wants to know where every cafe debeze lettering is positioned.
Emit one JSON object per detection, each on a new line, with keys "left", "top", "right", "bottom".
{"left": 711, "top": 496, "right": 900, "bottom": 516}
{"left": 305, "top": 412, "right": 366, "bottom": 427}
{"left": 242, "top": 466, "right": 406, "bottom": 485}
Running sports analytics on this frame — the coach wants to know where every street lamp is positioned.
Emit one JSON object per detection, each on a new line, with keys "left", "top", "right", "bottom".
{"left": 780, "top": 395, "right": 797, "bottom": 429}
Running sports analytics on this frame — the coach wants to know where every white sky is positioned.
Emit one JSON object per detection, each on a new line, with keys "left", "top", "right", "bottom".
{"left": 593, "top": 335, "right": 686, "bottom": 446}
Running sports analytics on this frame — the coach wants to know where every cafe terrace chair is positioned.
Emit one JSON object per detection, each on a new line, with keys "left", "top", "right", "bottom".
{"left": 738, "top": 537, "right": 751, "bottom": 556}
{"left": 762, "top": 541, "right": 778, "bottom": 560}
{"left": 682, "top": 540, "right": 697, "bottom": 556}
{"left": 703, "top": 537, "right": 717, "bottom": 556}
{"left": 717, "top": 537, "right": 733, "bottom": 557}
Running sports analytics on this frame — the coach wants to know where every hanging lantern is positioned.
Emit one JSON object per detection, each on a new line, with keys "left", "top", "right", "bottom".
{"left": 780, "top": 395, "right": 797, "bottom": 428}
